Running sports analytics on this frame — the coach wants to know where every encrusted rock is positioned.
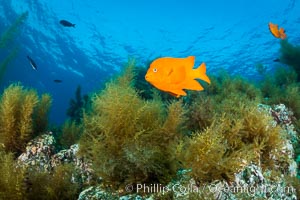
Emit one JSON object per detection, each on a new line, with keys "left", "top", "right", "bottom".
{"left": 258, "top": 104, "right": 297, "bottom": 140}
{"left": 17, "top": 131, "right": 55, "bottom": 172}
{"left": 78, "top": 186, "right": 118, "bottom": 200}
{"left": 232, "top": 164, "right": 297, "bottom": 200}
{"left": 272, "top": 104, "right": 294, "bottom": 126}
{"left": 258, "top": 103, "right": 298, "bottom": 176}
{"left": 50, "top": 144, "right": 94, "bottom": 184}
{"left": 18, "top": 132, "right": 94, "bottom": 186}
{"left": 17, "top": 103, "right": 299, "bottom": 200}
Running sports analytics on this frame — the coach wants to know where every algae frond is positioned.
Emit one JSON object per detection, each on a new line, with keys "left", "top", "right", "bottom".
{"left": 0, "top": 83, "right": 52, "bottom": 154}
{"left": 79, "top": 60, "right": 186, "bottom": 189}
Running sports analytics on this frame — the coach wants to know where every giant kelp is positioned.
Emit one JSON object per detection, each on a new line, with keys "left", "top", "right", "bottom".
{"left": 0, "top": 83, "right": 52, "bottom": 154}
{"left": 0, "top": 12, "right": 28, "bottom": 48}
{"left": 79, "top": 60, "right": 186, "bottom": 189}
{"left": 0, "top": 12, "right": 28, "bottom": 82}
{"left": 280, "top": 40, "right": 300, "bottom": 81}
{"left": 0, "top": 47, "right": 18, "bottom": 82}
{"left": 66, "top": 85, "right": 91, "bottom": 124}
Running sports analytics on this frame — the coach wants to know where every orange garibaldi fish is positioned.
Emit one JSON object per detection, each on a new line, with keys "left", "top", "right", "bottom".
{"left": 145, "top": 56, "right": 211, "bottom": 98}
{"left": 269, "top": 22, "right": 286, "bottom": 39}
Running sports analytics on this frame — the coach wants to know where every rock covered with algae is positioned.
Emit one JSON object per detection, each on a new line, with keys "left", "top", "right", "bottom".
{"left": 203, "top": 104, "right": 298, "bottom": 200}
{"left": 17, "top": 131, "right": 55, "bottom": 172}
{"left": 77, "top": 103, "right": 298, "bottom": 200}
{"left": 15, "top": 103, "right": 299, "bottom": 199}
{"left": 17, "top": 132, "right": 94, "bottom": 185}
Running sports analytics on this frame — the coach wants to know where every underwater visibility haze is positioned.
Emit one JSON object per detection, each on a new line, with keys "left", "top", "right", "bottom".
{"left": 0, "top": 0, "right": 299, "bottom": 124}
{"left": 1, "top": 0, "right": 300, "bottom": 199}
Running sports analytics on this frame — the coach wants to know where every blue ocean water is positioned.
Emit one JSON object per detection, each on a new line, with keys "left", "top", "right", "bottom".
{"left": 0, "top": 0, "right": 299, "bottom": 124}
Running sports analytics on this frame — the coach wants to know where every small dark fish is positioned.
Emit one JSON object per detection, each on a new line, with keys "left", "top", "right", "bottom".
{"left": 60, "top": 20, "right": 75, "bottom": 27}
{"left": 54, "top": 79, "right": 63, "bottom": 83}
{"left": 273, "top": 58, "right": 280, "bottom": 62}
{"left": 27, "top": 56, "right": 37, "bottom": 70}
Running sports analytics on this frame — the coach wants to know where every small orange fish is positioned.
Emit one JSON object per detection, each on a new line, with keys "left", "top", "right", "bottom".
{"left": 268, "top": 22, "right": 286, "bottom": 39}
{"left": 145, "top": 56, "right": 211, "bottom": 98}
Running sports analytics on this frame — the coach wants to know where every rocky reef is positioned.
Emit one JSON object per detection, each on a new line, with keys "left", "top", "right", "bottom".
{"left": 1, "top": 61, "right": 299, "bottom": 200}
{"left": 17, "top": 132, "right": 94, "bottom": 185}
{"left": 75, "top": 103, "right": 299, "bottom": 200}
{"left": 12, "top": 85, "right": 297, "bottom": 199}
